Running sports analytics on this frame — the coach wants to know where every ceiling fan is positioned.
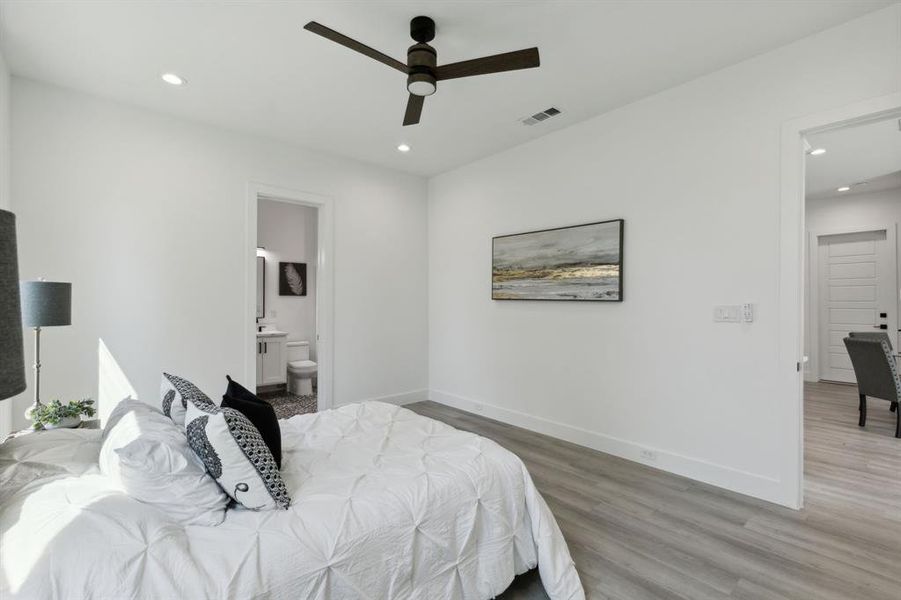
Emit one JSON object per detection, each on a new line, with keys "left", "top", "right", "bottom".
{"left": 303, "top": 16, "right": 540, "bottom": 126}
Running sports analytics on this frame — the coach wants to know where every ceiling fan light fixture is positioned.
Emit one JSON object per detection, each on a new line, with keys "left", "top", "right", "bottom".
{"left": 407, "top": 72, "right": 436, "bottom": 96}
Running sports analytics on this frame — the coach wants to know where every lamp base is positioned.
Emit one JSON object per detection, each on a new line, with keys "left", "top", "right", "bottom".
{"left": 24, "top": 398, "right": 45, "bottom": 420}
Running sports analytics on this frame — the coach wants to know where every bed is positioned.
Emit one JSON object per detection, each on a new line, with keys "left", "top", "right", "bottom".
{"left": 0, "top": 401, "right": 584, "bottom": 599}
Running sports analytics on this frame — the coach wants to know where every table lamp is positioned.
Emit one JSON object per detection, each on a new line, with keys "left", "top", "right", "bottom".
{"left": 0, "top": 209, "right": 26, "bottom": 401}
{"left": 20, "top": 279, "right": 71, "bottom": 410}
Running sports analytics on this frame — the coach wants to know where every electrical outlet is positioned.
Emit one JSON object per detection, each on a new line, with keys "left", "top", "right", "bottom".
{"left": 742, "top": 303, "right": 754, "bottom": 323}
{"left": 640, "top": 449, "right": 657, "bottom": 461}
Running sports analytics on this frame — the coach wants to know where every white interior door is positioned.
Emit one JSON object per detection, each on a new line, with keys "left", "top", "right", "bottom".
{"left": 817, "top": 229, "right": 897, "bottom": 383}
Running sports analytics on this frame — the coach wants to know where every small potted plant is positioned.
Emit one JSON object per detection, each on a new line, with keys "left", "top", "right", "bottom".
{"left": 29, "top": 399, "right": 95, "bottom": 430}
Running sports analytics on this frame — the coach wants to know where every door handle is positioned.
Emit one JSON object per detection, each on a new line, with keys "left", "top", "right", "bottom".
{"left": 874, "top": 324, "right": 888, "bottom": 329}
{"left": 258, "top": 342, "right": 261, "bottom": 354}
{"left": 264, "top": 342, "right": 267, "bottom": 354}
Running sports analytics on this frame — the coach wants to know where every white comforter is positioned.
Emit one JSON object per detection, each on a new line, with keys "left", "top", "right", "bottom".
{"left": 0, "top": 401, "right": 584, "bottom": 599}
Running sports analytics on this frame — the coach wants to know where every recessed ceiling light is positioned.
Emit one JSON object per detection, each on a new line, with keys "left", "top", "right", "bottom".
{"left": 397, "top": 144, "right": 411, "bottom": 153}
{"left": 837, "top": 186, "right": 851, "bottom": 192}
{"left": 161, "top": 73, "right": 185, "bottom": 86}
{"left": 809, "top": 148, "right": 826, "bottom": 156}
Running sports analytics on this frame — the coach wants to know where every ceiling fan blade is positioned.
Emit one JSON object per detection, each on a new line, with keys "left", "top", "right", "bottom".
{"left": 435, "top": 47, "right": 539, "bottom": 81}
{"left": 304, "top": 21, "right": 408, "bottom": 74}
{"left": 403, "top": 94, "right": 425, "bottom": 126}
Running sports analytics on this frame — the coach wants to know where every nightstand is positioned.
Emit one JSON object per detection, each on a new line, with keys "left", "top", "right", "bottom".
{"left": 4, "top": 419, "right": 100, "bottom": 442}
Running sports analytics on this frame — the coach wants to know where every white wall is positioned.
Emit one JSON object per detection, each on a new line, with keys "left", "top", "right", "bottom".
{"left": 0, "top": 54, "right": 8, "bottom": 212}
{"left": 428, "top": 6, "right": 901, "bottom": 507}
{"left": 804, "top": 186, "right": 901, "bottom": 380}
{"left": 806, "top": 187, "right": 901, "bottom": 233}
{"left": 0, "top": 50, "right": 12, "bottom": 436}
{"left": 9, "top": 78, "right": 429, "bottom": 429}
{"left": 257, "top": 199, "right": 318, "bottom": 358}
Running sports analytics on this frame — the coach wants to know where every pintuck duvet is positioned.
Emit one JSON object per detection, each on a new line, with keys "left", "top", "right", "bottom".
{"left": 0, "top": 401, "right": 584, "bottom": 599}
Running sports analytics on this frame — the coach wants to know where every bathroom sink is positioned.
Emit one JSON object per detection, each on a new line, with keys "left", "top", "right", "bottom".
{"left": 257, "top": 330, "right": 287, "bottom": 337}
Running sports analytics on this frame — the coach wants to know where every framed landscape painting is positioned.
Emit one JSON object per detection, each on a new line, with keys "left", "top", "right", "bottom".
{"left": 492, "top": 219, "right": 624, "bottom": 301}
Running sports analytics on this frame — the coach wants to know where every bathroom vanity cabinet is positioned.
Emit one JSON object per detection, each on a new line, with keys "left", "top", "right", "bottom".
{"left": 256, "top": 331, "right": 287, "bottom": 386}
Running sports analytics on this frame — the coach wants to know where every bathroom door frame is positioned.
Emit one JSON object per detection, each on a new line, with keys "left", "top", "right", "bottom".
{"left": 245, "top": 182, "right": 335, "bottom": 410}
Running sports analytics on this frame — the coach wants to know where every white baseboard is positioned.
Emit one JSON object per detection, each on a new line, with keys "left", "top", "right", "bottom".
{"left": 347, "top": 388, "right": 429, "bottom": 407}
{"left": 428, "top": 389, "right": 793, "bottom": 508}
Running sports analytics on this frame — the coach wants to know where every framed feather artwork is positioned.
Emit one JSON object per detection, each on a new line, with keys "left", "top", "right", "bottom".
{"left": 278, "top": 262, "right": 307, "bottom": 296}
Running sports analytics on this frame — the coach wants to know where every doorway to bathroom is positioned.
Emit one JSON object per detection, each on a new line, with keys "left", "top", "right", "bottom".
{"left": 245, "top": 183, "right": 334, "bottom": 414}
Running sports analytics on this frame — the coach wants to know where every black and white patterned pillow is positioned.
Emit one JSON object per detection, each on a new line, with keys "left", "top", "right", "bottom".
{"left": 183, "top": 384, "right": 290, "bottom": 511}
{"left": 160, "top": 372, "right": 213, "bottom": 426}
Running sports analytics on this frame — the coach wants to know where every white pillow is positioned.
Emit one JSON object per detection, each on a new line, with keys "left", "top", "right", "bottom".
{"left": 184, "top": 387, "right": 290, "bottom": 511}
{"left": 102, "top": 398, "right": 136, "bottom": 443}
{"left": 100, "top": 399, "right": 228, "bottom": 526}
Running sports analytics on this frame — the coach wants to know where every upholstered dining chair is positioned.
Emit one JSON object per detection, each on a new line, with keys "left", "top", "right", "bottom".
{"left": 847, "top": 330, "right": 893, "bottom": 350}
{"left": 843, "top": 337, "right": 901, "bottom": 438}
{"left": 849, "top": 331, "right": 901, "bottom": 371}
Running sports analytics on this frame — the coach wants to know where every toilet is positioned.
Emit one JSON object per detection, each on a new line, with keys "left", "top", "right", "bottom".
{"left": 287, "top": 341, "right": 317, "bottom": 396}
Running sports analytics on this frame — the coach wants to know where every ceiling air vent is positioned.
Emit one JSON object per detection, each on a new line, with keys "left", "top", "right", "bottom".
{"left": 521, "top": 107, "right": 562, "bottom": 126}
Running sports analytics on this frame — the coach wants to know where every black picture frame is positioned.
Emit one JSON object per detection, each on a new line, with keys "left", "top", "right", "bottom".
{"left": 491, "top": 219, "right": 624, "bottom": 302}
{"left": 278, "top": 262, "right": 307, "bottom": 296}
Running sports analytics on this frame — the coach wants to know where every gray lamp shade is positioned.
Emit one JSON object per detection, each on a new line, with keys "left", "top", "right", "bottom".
{"left": 0, "top": 209, "right": 26, "bottom": 400}
{"left": 21, "top": 281, "right": 72, "bottom": 327}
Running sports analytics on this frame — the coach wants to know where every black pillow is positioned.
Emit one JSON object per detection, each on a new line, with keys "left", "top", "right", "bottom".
{"left": 222, "top": 375, "right": 282, "bottom": 469}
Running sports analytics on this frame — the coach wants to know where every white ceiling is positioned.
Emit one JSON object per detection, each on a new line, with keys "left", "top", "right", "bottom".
{"left": 806, "top": 117, "right": 901, "bottom": 201}
{"left": 0, "top": 0, "right": 892, "bottom": 176}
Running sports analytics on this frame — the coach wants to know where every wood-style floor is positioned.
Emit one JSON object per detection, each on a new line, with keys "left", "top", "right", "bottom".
{"left": 407, "top": 382, "right": 901, "bottom": 599}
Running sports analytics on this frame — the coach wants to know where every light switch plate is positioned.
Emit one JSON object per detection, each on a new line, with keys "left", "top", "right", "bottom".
{"left": 714, "top": 305, "right": 742, "bottom": 322}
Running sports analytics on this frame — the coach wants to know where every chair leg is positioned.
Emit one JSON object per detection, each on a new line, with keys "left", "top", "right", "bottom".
{"left": 858, "top": 394, "right": 867, "bottom": 427}
{"left": 896, "top": 407, "right": 900, "bottom": 438}
{"left": 891, "top": 402, "right": 898, "bottom": 413}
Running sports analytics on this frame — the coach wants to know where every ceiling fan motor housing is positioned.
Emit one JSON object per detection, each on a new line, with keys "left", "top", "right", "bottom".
{"left": 410, "top": 16, "right": 435, "bottom": 43}
{"left": 407, "top": 42, "right": 437, "bottom": 96}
